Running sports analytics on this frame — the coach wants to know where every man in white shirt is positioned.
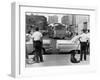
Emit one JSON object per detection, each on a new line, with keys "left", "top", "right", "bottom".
{"left": 78, "top": 29, "right": 89, "bottom": 61}
{"left": 80, "top": 29, "right": 89, "bottom": 61}
{"left": 72, "top": 29, "right": 89, "bottom": 61}
{"left": 31, "top": 27, "right": 43, "bottom": 63}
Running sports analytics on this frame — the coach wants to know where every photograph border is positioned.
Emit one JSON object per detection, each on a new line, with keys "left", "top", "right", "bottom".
{"left": 11, "top": 2, "right": 96, "bottom": 78}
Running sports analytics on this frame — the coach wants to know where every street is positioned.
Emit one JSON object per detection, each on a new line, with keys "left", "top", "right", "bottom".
{"left": 26, "top": 54, "right": 90, "bottom": 67}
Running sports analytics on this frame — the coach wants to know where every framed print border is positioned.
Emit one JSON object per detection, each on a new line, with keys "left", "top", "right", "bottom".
{"left": 11, "top": 2, "right": 96, "bottom": 78}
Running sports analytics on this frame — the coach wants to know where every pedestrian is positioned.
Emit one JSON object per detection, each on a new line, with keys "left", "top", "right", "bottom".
{"left": 31, "top": 27, "right": 44, "bottom": 63}
{"left": 26, "top": 31, "right": 32, "bottom": 59}
{"left": 79, "top": 29, "right": 89, "bottom": 61}
{"left": 72, "top": 28, "right": 89, "bottom": 61}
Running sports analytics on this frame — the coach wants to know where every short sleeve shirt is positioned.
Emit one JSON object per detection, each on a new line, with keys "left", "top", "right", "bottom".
{"left": 72, "top": 33, "right": 89, "bottom": 43}
{"left": 79, "top": 33, "right": 89, "bottom": 42}
{"left": 31, "top": 31, "right": 43, "bottom": 41}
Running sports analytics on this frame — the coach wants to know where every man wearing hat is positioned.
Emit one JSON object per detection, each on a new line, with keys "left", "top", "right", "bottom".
{"left": 79, "top": 29, "right": 89, "bottom": 61}
{"left": 72, "top": 22, "right": 89, "bottom": 61}
{"left": 31, "top": 27, "right": 43, "bottom": 63}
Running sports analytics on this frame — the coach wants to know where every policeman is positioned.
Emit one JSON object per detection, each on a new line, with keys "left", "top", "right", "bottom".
{"left": 71, "top": 28, "right": 89, "bottom": 61}
{"left": 79, "top": 29, "right": 89, "bottom": 61}
{"left": 31, "top": 27, "right": 43, "bottom": 63}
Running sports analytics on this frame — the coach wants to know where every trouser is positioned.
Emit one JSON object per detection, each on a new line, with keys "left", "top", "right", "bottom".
{"left": 33, "top": 41, "right": 43, "bottom": 62}
{"left": 80, "top": 42, "right": 87, "bottom": 61}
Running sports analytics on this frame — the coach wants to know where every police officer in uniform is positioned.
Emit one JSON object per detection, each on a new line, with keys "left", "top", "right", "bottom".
{"left": 31, "top": 27, "right": 43, "bottom": 63}
{"left": 71, "top": 27, "right": 89, "bottom": 61}
{"left": 79, "top": 29, "right": 89, "bottom": 61}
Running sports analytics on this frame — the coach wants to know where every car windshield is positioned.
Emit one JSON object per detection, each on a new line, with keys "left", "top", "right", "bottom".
{"left": 54, "top": 24, "right": 65, "bottom": 30}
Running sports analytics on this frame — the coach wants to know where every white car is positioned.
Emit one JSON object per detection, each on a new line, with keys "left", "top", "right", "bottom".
{"left": 56, "top": 40, "right": 80, "bottom": 52}
{"left": 26, "top": 37, "right": 80, "bottom": 54}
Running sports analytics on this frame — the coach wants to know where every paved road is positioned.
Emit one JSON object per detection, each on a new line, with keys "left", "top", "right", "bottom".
{"left": 26, "top": 54, "right": 90, "bottom": 67}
